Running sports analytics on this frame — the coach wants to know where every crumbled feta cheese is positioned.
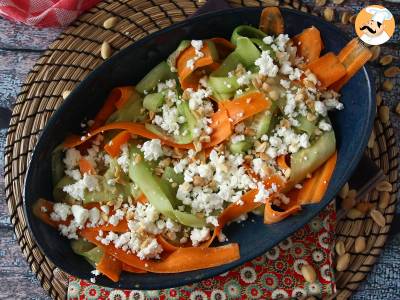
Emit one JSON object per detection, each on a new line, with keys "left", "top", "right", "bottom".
{"left": 255, "top": 51, "right": 279, "bottom": 77}
{"left": 254, "top": 181, "right": 271, "bottom": 203}
{"left": 109, "top": 209, "right": 125, "bottom": 226}
{"left": 65, "top": 169, "right": 82, "bottom": 181}
{"left": 117, "top": 143, "right": 130, "bottom": 172}
{"left": 141, "top": 139, "right": 164, "bottom": 161}
{"left": 63, "top": 148, "right": 81, "bottom": 170}
{"left": 190, "top": 227, "right": 210, "bottom": 246}
{"left": 50, "top": 203, "right": 71, "bottom": 222}
{"left": 236, "top": 71, "right": 252, "bottom": 86}
{"left": 319, "top": 120, "right": 332, "bottom": 131}
{"left": 101, "top": 231, "right": 118, "bottom": 245}
{"left": 82, "top": 173, "right": 100, "bottom": 192}
{"left": 88, "top": 207, "right": 101, "bottom": 227}
{"left": 231, "top": 134, "right": 245, "bottom": 144}
{"left": 263, "top": 36, "right": 274, "bottom": 45}
{"left": 206, "top": 215, "right": 219, "bottom": 226}
{"left": 71, "top": 205, "right": 89, "bottom": 227}
{"left": 58, "top": 223, "right": 78, "bottom": 239}
{"left": 137, "top": 238, "right": 163, "bottom": 260}
{"left": 314, "top": 101, "right": 327, "bottom": 116}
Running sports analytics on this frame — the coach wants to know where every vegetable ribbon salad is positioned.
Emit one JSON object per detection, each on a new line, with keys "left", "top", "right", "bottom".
{"left": 34, "top": 8, "right": 371, "bottom": 282}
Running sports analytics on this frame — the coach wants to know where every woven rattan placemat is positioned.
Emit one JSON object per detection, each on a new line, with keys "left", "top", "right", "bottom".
{"left": 4, "top": 0, "right": 398, "bottom": 299}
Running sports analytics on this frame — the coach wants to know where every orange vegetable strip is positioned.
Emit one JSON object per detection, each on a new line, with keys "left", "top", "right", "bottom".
{"left": 91, "top": 89, "right": 121, "bottom": 130}
{"left": 263, "top": 199, "right": 301, "bottom": 224}
{"left": 63, "top": 122, "right": 194, "bottom": 150}
{"left": 33, "top": 198, "right": 70, "bottom": 228}
{"left": 259, "top": 7, "right": 284, "bottom": 36}
{"left": 307, "top": 52, "right": 346, "bottom": 88}
{"left": 96, "top": 253, "right": 122, "bottom": 282}
{"left": 156, "top": 235, "right": 180, "bottom": 252}
{"left": 122, "top": 263, "right": 147, "bottom": 273}
{"left": 136, "top": 193, "right": 148, "bottom": 205}
{"left": 210, "top": 37, "right": 235, "bottom": 59}
{"left": 276, "top": 155, "right": 290, "bottom": 172}
{"left": 330, "top": 38, "right": 372, "bottom": 91}
{"left": 203, "top": 105, "right": 232, "bottom": 148}
{"left": 114, "top": 86, "right": 136, "bottom": 109}
{"left": 293, "top": 26, "right": 323, "bottom": 64}
{"left": 222, "top": 92, "right": 271, "bottom": 125}
{"left": 216, "top": 174, "right": 286, "bottom": 234}
{"left": 297, "top": 152, "right": 337, "bottom": 204}
{"left": 80, "top": 227, "right": 240, "bottom": 273}
{"left": 78, "top": 158, "right": 96, "bottom": 175}
{"left": 177, "top": 42, "right": 215, "bottom": 84}
{"left": 104, "top": 131, "right": 132, "bottom": 157}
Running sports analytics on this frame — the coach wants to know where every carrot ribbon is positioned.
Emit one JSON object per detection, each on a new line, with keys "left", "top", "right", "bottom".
{"left": 293, "top": 26, "right": 323, "bottom": 64}
{"left": 221, "top": 92, "right": 271, "bottom": 125}
{"left": 307, "top": 52, "right": 346, "bottom": 89}
{"left": 91, "top": 86, "right": 136, "bottom": 130}
{"left": 330, "top": 38, "right": 372, "bottom": 91}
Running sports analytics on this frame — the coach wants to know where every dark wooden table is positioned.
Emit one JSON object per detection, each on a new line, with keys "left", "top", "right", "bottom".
{"left": 0, "top": 1, "right": 399, "bottom": 299}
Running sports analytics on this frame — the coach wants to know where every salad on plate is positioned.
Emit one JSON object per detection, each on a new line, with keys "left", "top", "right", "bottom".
{"left": 33, "top": 7, "right": 371, "bottom": 283}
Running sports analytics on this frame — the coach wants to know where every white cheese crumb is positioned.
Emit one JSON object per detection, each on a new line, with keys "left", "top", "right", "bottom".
{"left": 71, "top": 205, "right": 89, "bottom": 227}
{"left": 50, "top": 203, "right": 71, "bottom": 222}
{"left": 190, "top": 227, "right": 210, "bottom": 246}
{"left": 141, "top": 139, "right": 164, "bottom": 161}
{"left": 63, "top": 148, "right": 81, "bottom": 170}
{"left": 255, "top": 51, "right": 279, "bottom": 77}
{"left": 319, "top": 120, "right": 332, "bottom": 131}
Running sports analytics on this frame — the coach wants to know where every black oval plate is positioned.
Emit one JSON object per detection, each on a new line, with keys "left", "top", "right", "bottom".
{"left": 24, "top": 7, "right": 374, "bottom": 290}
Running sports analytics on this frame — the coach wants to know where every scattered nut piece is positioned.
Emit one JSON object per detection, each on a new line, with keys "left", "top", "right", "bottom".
{"left": 338, "top": 182, "right": 349, "bottom": 199}
{"left": 264, "top": 0, "right": 279, "bottom": 6}
{"left": 347, "top": 189, "right": 357, "bottom": 199}
{"left": 376, "top": 180, "right": 392, "bottom": 192}
{"left": 370, "top": 209, "right": 386, "bottom": 227}
{"left": 378, "top": 191, "right": 390, "bottom": 209}
{"left": 315, "top": 0, "right": 326, "bottom": 6}
{"left": 341, "top": 195, "right": 356, "bottom": 210}
{"left": 369, "top": 46, "right": 380, "bottom": 61}
{"left": 103, "top": 17, "right": 119, "bottom": 29}
{"left": 354, "top": 236, "right": 366, "bottom": 253}
{"left": 376, "top": 92, "right": 383, "bottom": 106}
{"left": 379, "top": 55, "right": 393, "bottom": 66}
{"left": 336, "top": 253, "right": 350, "bottom": 271}
{"left": 355, "top": 202, "right": 374, "bottom": 214}
{"left": 367, "top": 130, "right": 375, "bottom": 149}
{"left": 323, "top": 7, "right": 335, "bottom": 22}
{"left": 333, "top": 0, "right": 345, "bottom": 4}
{"left": 341, "top": 11, "right": 351, "bottom": 24}
{"left": 301, "top": 264, "right": 317, "bottom": 283}
{"left": 384, "top": 66, "right": 400, "bottom": 78}
{"left": 293, "top": 1, "right": 302, "bottom": 8}
{"left": 347, "top": 208, "right": 363, "bottom": 219}
{"left": 349, "top": 14, "right": 357, "bottom": 24}
{"left": 382, "top": 80, "right": 394, "bottom": 91}
{"left": 379, "top": 106, "right": 390, "bottom": 123}
{"left": 62, "top": 90, "right": 71, "bottom": 99}
{"left": 335, "top": 240, "right": 346, "bottom": 256}
{"left": 101, "top": 41, "right": 112, "bottom": 59}
{"left": 395, "top": 103, "right": 400, "bottom": 116}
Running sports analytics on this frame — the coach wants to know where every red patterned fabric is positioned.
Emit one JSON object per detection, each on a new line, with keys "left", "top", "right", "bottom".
{"left": 0, "top": 0, "right": 100, "bottom": 27}
{"left": 67, "top": 202, "right": 336, "bottom": 300}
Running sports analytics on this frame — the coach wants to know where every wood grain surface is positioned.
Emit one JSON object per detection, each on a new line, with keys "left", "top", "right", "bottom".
{"left": 0, "top": 1, "right": 398, "bottom": 299}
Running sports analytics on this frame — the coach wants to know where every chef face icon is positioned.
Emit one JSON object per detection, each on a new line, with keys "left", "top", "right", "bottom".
{"left": 355, "top": 5, "right": 395, "bottom": 46}
{"left": 360, "top": 19, "right": 386, "bottom": 38}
